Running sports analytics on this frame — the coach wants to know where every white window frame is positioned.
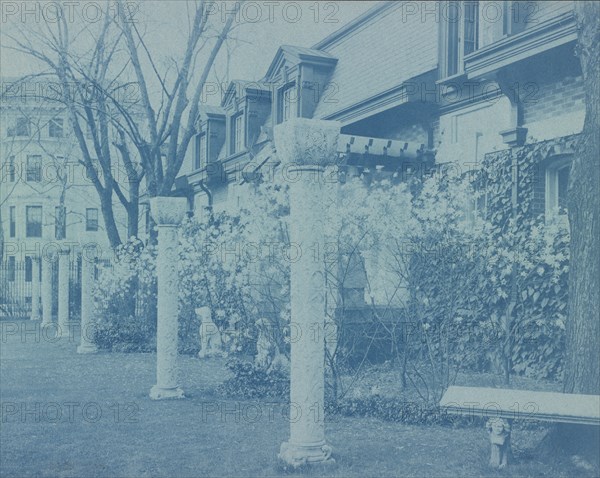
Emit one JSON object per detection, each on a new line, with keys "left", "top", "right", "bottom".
{"left": 279, "top": 82, "right": 296, "bottom": 123}
{"left": 442, "top": 1, "right": 480, "bottom": 78}
{"left": 545, "top": 157, "right": 570, "bottom": 220}
{"left": 231, "top": 113, "right": 244, "bottom": 154}
{"left": 195, "top": 132, "right": 207, "bottom": 170}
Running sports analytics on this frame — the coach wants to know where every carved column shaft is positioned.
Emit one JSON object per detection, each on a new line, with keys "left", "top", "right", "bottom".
{"left": 57, "top": 248, "right": 70, "bottom": 336}
{"left": 30, "top": 256, "right": 41, "bottom": 321}
{"left": 149, "top": 197, "right": 187, "bottom": 400}
{"left": 41, "top": 254, "right": 54, "bottom": 326}
{"left": 78, "top": 246, "right": 97, "bottom": 354}
{"left": 275, "top": 118, "right": 340, "bottom": 467}
{"left": 289, "top": 165, "right": 327, "bottom": 446}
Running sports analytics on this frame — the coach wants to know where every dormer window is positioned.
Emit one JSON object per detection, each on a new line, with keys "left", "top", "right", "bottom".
{"left": 231, "top": 112, "right": 245, "bottom": 154}
{"left": 194, "top": 131, "right": 207, "bottom": 170}
{"left": 279, "top": 83, "right": 296, "bottom": 123}
{"left": 443, "top": 1, "right": 479, "bottom": 77}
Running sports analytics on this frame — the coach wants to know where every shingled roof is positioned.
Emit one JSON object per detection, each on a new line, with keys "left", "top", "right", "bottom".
{"left": 311, "top": 1, "right": 439, "bottom": 122}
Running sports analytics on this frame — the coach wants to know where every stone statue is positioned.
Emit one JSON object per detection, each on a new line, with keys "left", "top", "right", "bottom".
{"left": 486, "top": 417, "right": 512, "bottom": 468}
{"left": 197, "top": 307, "right": 223, "bottom": 358}
{"left": 254, "top": 317, "right": 274, "bottom": 369}
{"left": 254, "top": 318, "right": 290, "bottom": 373}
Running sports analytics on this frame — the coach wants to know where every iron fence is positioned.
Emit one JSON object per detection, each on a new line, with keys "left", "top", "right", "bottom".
{"left": 2, "top": 257, "right": 147, "bottom": 320}
{"left": 0, "top": 257, "right": 83, "bottom": 320}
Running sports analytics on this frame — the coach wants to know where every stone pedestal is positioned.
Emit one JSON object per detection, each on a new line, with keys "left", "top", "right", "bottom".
{"left": 149, "top": 196, "right": 188, "bottom": 400}
{"left": 41, "top": 253, "right": 54, "bottom": 327}
{"left": 78, "top": 243, "right": 98, "bottom": 354}
{"left": 57, "top": 247, "right": 70, "bottom": 337}
{"left": 274, "top": 118, "right": 340, "bottom": 468}
{"left": 30, "top": 256, "right": 41, "bottom": 321}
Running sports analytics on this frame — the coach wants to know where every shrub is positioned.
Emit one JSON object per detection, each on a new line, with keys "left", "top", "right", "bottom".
{"left": 217, "top": 358, "right": 289, "bottom": 399}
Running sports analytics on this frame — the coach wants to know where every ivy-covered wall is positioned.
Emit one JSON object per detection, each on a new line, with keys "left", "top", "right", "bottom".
{"left": 477, "top": 134, "right": 577, "bottom": 379}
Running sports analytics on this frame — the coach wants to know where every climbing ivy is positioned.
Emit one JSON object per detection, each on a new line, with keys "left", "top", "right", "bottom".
{"left": 476, "top": 135, "right": 575, "bottom": 380}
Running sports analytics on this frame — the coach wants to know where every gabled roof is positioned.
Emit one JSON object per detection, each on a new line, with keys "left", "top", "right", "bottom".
{"left": 264, "top": 45, "right": 337, "bottom": 82}
{"left": 221, "top": 80, "right": 271, "bottom": 108}
{"left": 199, "top": 105, "right": 225, "bottom": 119}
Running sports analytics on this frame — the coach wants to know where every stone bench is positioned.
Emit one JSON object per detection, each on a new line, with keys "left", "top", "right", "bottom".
{"left": 439, "top": 386, "right": 600, "bottom": 468}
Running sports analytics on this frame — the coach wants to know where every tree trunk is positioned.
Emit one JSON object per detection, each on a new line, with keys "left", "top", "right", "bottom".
{"left": 100, "top": 192, "right": 122, "bottom": 250}
{"left": 128, "top": 179, "right": 140, "bottom": 239}
{"left": 564, "top": 0, "right": 600, "bottom": 396}
{"left": 0, "top": 207, "right": 4, "bottom": 264}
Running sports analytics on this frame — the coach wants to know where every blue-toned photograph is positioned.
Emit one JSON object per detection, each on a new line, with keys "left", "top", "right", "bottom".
{"left": 1, "top": 1, "right": 599, "bottom": 477}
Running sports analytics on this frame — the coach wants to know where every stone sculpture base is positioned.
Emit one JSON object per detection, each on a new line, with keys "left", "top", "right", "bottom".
{"left": 77, "top": 343, "right": 98, "bottom": 354}
{"left": 149, "top": 385, "right": 185, "bottom": 400}
{"left": 278, "top": 441, "right": 335, "bottom": 469}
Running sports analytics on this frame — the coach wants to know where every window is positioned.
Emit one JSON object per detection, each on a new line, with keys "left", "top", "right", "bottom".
{"left": 86, "top": 208, "right": 99, "bottom": 232}
{"left": 9, "top": 206, "right": 16, "bottom": 238}
{"left": 546, "top": 159, "right": 570, "bottom": 218}
{"left": 55, "top": 206, "right": 66, "bottom": 239}
{"left": 49, "top": 118, "right": 63, "bottom": 138}
{"left": 231, "top": 113, "right": 244, "bottom": 154}
{"left": 26, "top": 155, "right": 42, "bottom": 182}
{"left": 279, "top": 83, "right": 296, "bottom": 123}
{"left": 445, "top": 1, "right": 479, "bottom": 77}
{"left": 26, "top": 206, "right": 42, "bottom": 238}
{"left": 503, "top": 1, "right": 528, "bottom": 36}
{"left": 7, "top": 156, "right": 16, "bottom": 182}
{"left": 7, "top": 256, "right": 16, "bottom": 282}
{"left": 195, "top": 132, "right": 207, "bottom": 170}
{"left": 8, "top": 117, "right": 30, "bottom": 137}
{"left": 25, "top": 256, "right": 32, "bottom": 282}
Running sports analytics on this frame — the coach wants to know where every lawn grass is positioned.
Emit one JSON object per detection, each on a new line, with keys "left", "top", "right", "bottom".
{"left": 0, "top": 320, "right": 596, "bottom": 478}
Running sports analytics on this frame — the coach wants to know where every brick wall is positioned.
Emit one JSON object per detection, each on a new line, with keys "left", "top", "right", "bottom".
{"left": 522, "top": 73, "right": 585, "bottom": 133}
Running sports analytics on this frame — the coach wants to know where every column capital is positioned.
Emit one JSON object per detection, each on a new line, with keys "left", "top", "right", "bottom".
{"left": 58, "top": 245, "right": 71, "bottom": 256}
{"left": 78, "top": 233, "right": 100, "bottom": 259}
{"left": 274, "top": 118, "right": 341, "bottom": 168}
{"left": 150, "top": 197, "right": 188, "bottom": 226}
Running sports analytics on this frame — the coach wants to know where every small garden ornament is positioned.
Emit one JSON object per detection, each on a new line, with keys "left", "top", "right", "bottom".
{"left": 197, "top": 306, "right": 224, "bottom": 358}
{"left": 486, "top": 417, "right": 512, "bottom": 468}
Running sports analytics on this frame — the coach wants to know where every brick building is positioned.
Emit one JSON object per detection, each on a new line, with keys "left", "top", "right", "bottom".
{"left": 0, "top": 78, "right": 130, "bottom": 315}
{"left": 173, "top": 0, "right": 582, "bottom": 308}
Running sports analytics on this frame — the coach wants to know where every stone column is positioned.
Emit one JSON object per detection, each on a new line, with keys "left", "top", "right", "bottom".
{"left": 78, "top": 242, "right": 98, "bottom": 354}
{"left": 30, "top": 255, "right": 41, "bottom": 321}
{"left": 57, "top": 247, "right": 70, "bottom": 337}
{"left": 275, "top": 118, "right": 340, "bottom": 467}
{"left": 149, "top": 196, "right": 188, "bottom": 400}
{"left": 41, "top": 252, "right": 54, "bottom": 327}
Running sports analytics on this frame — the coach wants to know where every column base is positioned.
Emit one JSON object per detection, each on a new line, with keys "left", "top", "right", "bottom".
{"left": 278, "top": 441, "right": 335, "bottom": 469}
{"left": 149, "top": 385, "right": 185, "bottom": 400}
{"left": 77, "top": 344, "right": 98, "bottom": 354}
{"left": 56, "top": 324, "right": 71, "bottom": 338}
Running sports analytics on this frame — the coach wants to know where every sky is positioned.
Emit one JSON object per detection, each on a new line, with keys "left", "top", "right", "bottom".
{"left": 1, "top": 1, "right": 374, "bottom": 104}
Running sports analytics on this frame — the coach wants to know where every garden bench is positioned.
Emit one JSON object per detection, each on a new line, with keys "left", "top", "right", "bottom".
{"left": 439, "top": 386, "right": 600, "bottom": 468}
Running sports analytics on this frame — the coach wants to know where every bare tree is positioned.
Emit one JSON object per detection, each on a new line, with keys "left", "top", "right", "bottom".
{"left": 5, "top": 1, "right": 242, "bottom": 247}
